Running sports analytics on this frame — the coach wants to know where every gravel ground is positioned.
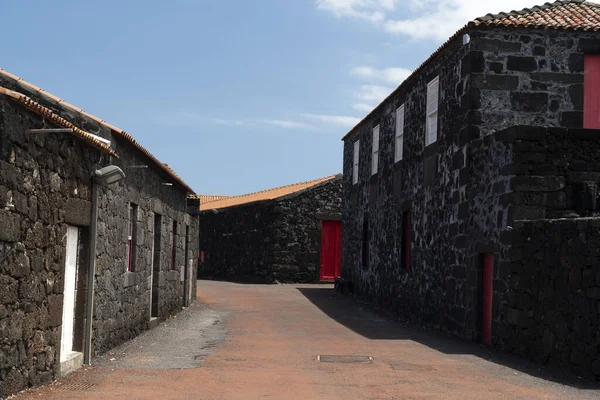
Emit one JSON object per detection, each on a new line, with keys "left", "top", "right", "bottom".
{"left": 93, "top": 301, "right": 228, "bottom": 370}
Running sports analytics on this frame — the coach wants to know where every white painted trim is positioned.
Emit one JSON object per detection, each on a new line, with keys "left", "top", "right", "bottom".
{"left": 60, "top": 226, "right": 78, "bottom": 363}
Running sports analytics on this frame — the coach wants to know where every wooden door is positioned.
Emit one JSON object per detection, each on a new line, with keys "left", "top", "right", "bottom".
{"left": 320, "top": 220, "right": 342, "bottom": 281}
{"left": 584, "top": 55, "right": 600, "bottom": 129}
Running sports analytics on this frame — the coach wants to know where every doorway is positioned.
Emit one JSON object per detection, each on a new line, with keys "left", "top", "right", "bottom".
{"left": 479, "top": 253, "right": 494, "bottom": 345}
{"left": 320, "top": 220, "right": 342, "bottom": 281}
{"left": 151, "top": 214, "right": 162, "bottom": 319}
{"left": 61, "top": 226, "right": 79, "bottom": 363}
{"left": 183, "top": 224, "right": 190, "bottom": 307}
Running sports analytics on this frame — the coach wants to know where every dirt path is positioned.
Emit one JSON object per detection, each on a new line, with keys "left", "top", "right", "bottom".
{"left": 12, "top": 281, "right": 600, "bottom": 399}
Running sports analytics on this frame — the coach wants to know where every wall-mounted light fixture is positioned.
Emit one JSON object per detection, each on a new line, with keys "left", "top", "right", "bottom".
{"left": 84, "top": 165, "right": 125, "bottom": 365}
{"left": 162, "top": 183, "right": 173, "bottom": 186}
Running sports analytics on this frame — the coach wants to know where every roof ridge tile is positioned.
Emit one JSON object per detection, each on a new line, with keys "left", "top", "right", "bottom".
{"left": 199, "top": 174, "right": 341, "bottom": 211}
{"left": 341, "top": 0, "right": 600, "bottom": 141}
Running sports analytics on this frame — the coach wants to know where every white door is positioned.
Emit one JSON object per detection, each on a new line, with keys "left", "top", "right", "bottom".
{"left": 60, "top": 226, "right": 78, "bottom": 362}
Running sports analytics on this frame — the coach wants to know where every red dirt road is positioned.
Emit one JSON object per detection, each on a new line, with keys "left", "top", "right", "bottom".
{"left": 13, "top": 281, "right": 599, "bottom": 399}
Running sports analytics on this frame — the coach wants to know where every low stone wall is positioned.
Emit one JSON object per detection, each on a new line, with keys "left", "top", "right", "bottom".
{"left": 508, "top": 218, "right": 600, "bottom": 379}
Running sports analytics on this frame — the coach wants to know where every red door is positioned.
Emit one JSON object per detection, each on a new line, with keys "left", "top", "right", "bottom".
{"left": 482, "top": 254, "right": 494, "bottom": 345}
{"left": 320, "top": 220, "right": 342, "bottom": 281}
{"left": 584, "top": 55, "right": 600, "bottom": 129}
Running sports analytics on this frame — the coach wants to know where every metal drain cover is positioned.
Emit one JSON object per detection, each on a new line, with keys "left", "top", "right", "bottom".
{"left": 317, "top": 355, "right": 373, "bottom": 363}
{"left": 58, "top": 382, "right": 96, "bottom": 391}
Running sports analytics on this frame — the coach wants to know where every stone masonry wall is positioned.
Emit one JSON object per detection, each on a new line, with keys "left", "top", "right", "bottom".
{"left": 470, "top": 27, "right": 600, "bottom": 137}
{"left": 342, "top": 25, "right": 600, "bottom": 345}
{"left": 0, "top": 95, "right": 100, "bottom": 398}
{"left": 0, "top": 76, "right": 198, "bottom": 397}
{"left": 199, "top": 201, "right": 277, "bottom": 282}
{"left": 508, "top": 218, "right": 600, "bottom": 380}
{"left": 270, "top": 177, "right": 342, "bottom": 282}
{"left": 342, "top": 26, "right": 476, "bottom": 336}
{"left": 199, "top": 177, "right": 342, "bottom": 283}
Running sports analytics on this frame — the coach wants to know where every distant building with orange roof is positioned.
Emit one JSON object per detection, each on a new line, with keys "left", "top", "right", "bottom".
{"left": 197, "top": 174, "right": 342, "bottom": 283}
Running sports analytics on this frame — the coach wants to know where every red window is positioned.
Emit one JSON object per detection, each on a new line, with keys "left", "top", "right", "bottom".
{"left": 362, "top": 213, "right": 369, "bottom": 269}
{"left": 401, "top": 211, "right": 411, "bottom": 270}
{"left": 127, "top": 203, "right": 138, "bottom": 272}
{"left": 584, "top": 55, "right": 600, "bottom": 129}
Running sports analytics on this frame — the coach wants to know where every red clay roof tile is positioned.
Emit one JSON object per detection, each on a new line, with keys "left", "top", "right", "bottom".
{"left": 0, "top": 68, "right": 195, "bottom": 193}
{"left": 341, "top": 0, "right": 600, "bottom": 141}
{"left": 197, "top": 174, "right": 341, "bottom": 211}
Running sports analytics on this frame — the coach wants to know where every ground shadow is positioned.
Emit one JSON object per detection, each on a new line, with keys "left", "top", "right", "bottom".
{"left": 198, "top": 275, "right": 276, "bottom": 285}
{"left": 297, "top": 286, "right": 600, "bottom": 390}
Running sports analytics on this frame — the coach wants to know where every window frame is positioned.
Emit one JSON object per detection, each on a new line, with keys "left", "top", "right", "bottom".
{"left": 353, "top": 140, "right": 360, "bottom": 185}
{"left": 127, "top": 203, "right": 138, "bottom": 272}
{"left": 395, "top": 104, "right": 405, "bottom": 163}
{"left": 425, "top": 76, "right": 440, "bottom": 146}
{"left": 371, "top": 125, "right": 380, "bottom": 176}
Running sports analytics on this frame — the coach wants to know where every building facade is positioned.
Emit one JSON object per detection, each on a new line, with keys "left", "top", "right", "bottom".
{"left": 199, "top": 175, "right": 342, "bottom": 283}
{"left": 341, "top": 1, "right": 600, "bottom": 378}
{"left": 0, "top": 69, "right": 199, "bottom": 397}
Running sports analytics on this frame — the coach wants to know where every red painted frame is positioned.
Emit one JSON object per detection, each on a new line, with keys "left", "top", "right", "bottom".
{"left": 320, "top": 220, "right": 342, "bottom": 281}
{"left": 482, "top": 254, "right": 494, "bottom": 345}
{"left": 584, "top": 55, "right": 600, "bottom": 129}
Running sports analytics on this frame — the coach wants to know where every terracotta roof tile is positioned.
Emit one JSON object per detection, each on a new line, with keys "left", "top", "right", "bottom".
{"left": 0, "top": 68, "right": 195, "bottom": 194}
{"left": 341, "top": 0, "right": 600, "bottom": 141}
{"left": 471, "top": 0, "right": 600, "bottom": 30}
{"left": 197, "top": 195, "right": 233, "bottom": 204}
{"left": 0, "top": 87, "right": 119, "bottom": 158}
{"left": 198, "top": 174, "right": 341, "bottom": 211}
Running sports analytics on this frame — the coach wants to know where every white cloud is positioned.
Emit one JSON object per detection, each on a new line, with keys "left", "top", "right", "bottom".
{"left": 353, "top": 103, "right": 375, "bottom": 113}
{"left": 315, "top": 0, "right": 400, "bottom": 22}
{"left": 355, "top": 84, "right": 392, "bottom": 103}
{"left": 197, "top": 114, "right": 360, "bottom": 131}
{"left": 261, "top": 119, "right": 314, "bottom": 130}
{"left": 351, "top": 66, "right": 411, "bottom": 85}
{"left": 301, "top": 113, "right": 361, "bottom": 127}
{"left": 213, "top": 118, "right": 247, "bottom": 126}
{"left": 318, "top": 0, "right": 541, "bottom": 41}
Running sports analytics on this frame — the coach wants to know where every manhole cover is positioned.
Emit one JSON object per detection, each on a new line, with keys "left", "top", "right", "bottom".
{"left": 317, "top": 355, "right": 373, "bottom": 363}
{"left": 389, "top": 361, "right": 434, "bottom": 371}
{"left": 58, "top": 382, "right": 96, "bottom": 391}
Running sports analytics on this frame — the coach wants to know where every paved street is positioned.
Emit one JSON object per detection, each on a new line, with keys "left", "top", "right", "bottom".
{"left": 13, "top": 281, "right": 600, "bottom": 400}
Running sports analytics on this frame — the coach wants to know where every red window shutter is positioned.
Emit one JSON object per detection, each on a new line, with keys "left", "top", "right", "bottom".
{"left": 584, "top": 55, "right": 600, "bottom": 129}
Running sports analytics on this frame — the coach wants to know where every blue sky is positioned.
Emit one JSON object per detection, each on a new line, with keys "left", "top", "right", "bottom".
{"left": 3, "top": 0, "right": 535, "bottom": 195}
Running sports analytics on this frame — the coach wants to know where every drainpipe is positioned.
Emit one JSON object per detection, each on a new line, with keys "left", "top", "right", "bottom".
{"left": 84, "top": 166, "right": 125, "bottom": 365}
{"left": 83, "top": 181, "right": 99, "bottom": 365}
